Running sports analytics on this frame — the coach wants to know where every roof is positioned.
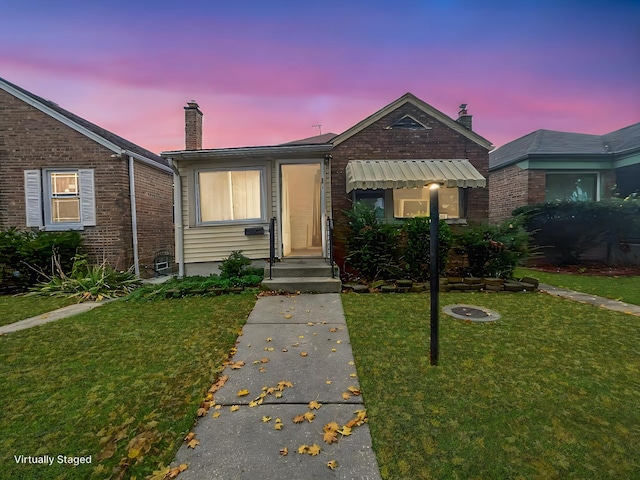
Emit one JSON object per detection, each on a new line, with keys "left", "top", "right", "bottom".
{"left": 490, "top": 122, "right": 640, "bottom": 171}
{"left": 0, "top": 76, "right": 170, "bottom": 172}
{"left": 331, "top": 93, "right": 494, "bottom": 150}
{"left": 280, "top": 132, "right": 338, "bottom": 145}
{"left": 345, "top": 159, "right": 486, "bottom": 192}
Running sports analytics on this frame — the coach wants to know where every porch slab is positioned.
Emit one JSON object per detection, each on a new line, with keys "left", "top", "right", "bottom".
{"left": 261, "top": 277, "right": 342, "bottom": 293}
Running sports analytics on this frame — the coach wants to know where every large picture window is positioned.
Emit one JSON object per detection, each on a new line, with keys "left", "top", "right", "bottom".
{"left": 545, "top": 173, "right": 598, "bottom": 202}
{"left": 197, "top": 168, "right": 265, "bottom": 223}
{"left": 392, "top": 186, "right": 460, "bottom": 219}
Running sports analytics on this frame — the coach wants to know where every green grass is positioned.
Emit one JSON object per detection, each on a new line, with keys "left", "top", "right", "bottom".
{"left": 0, "top": 292, "right": 256, "bottom": 479}
{"left": 515, "top": 267, "right": 640, "bottom": 306}
{"left": 0, "top": 294, "right": 77, "bottom": 327}
{"left": 343, "top": 292, "right": 640, "bottom": 480}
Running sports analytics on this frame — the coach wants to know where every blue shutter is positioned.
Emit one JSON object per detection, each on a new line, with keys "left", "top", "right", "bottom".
{"left": 79, "top": 169, "right": 96, "bottom": 226}
{"left": 24, "top": 170, "right": 43, "bottom": 228}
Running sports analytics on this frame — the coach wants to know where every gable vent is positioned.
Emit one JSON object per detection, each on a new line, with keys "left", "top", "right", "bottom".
{"left": 386, "top": 115, "right": 432, "bottom": 131}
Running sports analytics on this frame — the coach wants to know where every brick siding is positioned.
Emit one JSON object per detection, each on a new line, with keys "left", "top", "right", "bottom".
{"left": 330, "top": 102, "right": 490, "bottom": 267}
{"left": 0, "top": 88, "right": 173, "bottom": 274}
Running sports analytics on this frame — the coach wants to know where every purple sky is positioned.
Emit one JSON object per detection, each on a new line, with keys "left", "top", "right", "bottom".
{"left": 2, "top": 0, "right": 639, "bottom": 152}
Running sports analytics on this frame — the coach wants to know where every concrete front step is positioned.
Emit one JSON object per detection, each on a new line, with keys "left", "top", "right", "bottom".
{"left": 264, "top": 263, "right": 339, "bottom": 278}
{"left": 261, "top": 276, "right": 342, "bottom": 293}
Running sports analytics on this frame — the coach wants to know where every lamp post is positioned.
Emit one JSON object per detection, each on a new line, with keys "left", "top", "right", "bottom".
{"left": 429, "top": 183, "right": 440, "bottom": 366}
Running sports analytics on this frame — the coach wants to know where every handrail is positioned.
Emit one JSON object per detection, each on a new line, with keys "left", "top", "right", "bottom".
{"left": 327, "top": 217, "right": 335, "bottom": 278}
{"left": 269, "top": 216, "right": 276, "bottom": 280}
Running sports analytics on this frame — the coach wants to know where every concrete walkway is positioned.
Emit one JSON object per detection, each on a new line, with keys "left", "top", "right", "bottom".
{"left": 171, "top": 293, "right": 381, "bottom": 480}
{"left": 539, "top": 283, "right": 640, "bottom": 316}
{"left": 0, "top": 301, "right": 104, "bottom": 334}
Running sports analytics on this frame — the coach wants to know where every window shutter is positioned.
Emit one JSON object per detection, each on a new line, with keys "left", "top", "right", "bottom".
{"left": 24, "top": 170, "right": 43, "bottom": 227}
{"left": 79, "top": 169, "right": 96, "bottom": 226}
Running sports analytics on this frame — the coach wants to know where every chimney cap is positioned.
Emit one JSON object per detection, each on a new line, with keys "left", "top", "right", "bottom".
{"left": 185, "top": 100, "right": 201, "bottom": 111}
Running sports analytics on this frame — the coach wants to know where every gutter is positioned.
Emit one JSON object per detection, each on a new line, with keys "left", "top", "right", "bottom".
{"left": 162, "top": 143, "right": 333, "bottom": 161}
{"left": 128, "top": 156, "right": 140, "bottom": 276}
{"left": 168, "top": 158, "right": 184, "bottom": 277}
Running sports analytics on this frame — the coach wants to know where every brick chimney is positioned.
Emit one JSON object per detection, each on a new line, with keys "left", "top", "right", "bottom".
{"left": 184, "top": 101, "right": 203, "bottom": 150}
{"left": 456, "top": 104, "right": 472, "bottom": 131}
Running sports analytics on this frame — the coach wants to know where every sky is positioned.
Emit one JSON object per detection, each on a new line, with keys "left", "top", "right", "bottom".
{"left": 2, "top": 0, "right": 639, "bottom": 153}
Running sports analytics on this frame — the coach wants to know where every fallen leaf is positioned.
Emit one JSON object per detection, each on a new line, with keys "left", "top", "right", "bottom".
{"left": 326, "top": 380, "right": 332, "bottom": 385}
{"left": 292, "top": 343, "right": 299, "bottom": 347}
{"left": 179, "top": 464, "right": 188, "bottom": 472}
{"left": 308, "top": 444, "right": 321, "bottom": 456}
{"left": 260, "top": 358, "right": 269, "bottom": 363}
{"left": 274, "top": 392, "right": 283, "bottom": 398}
{"left": 341, "top": 392, "right": 352, "bottom": 400}
{"left": 275, "top": 423, "right": 283, "bottom": 430}
{"left": 298, "top": 445, "right": 309, "bottom": 454}
{"left": 307, "top": 322, "right": 314, "bottom": 326}
{"left": 259, "top": 367, "right": 267, "bottom": 373}
{"left": 282, "top": 348, "right": 288, "bottom": 352}
{"left": 327, "top": 460, "right": 338, "bottom": 470}
{"left": 280, "top": 447, "right": 288, "bottom": 456}
{"left": 303, "top": 412, "right": 315, "bottom": 422}
{"left": 212, "top": 412, "right": 221, "bottom": 418}
{"left": 187, "top": 438, "right": 200, "bottom": 449}
{"left": 230, "top": 405, "right": 239, "bottom": 412}
{"left": 299, "top": 335, "right": 304, "bottom": 339}
{"left": 184, "top": 432, "right": 196, "bottom": 442}
{"left": 329, "top": 327, "right": 338, "bottom": 332}
{"left": 336, "top": 340, "right": 342, "bottom": 344}
{"left": 350, "top": 373, "right": 357, "bottom": 378}
{"left": 214, "top": 404, "right": 222, "bottom": 410}
{"left": 278, "top": 381, "right": 293, "bottom": 389}
{"left": 249, "top": 401, "right": 259, "bottom": 408}
{"left": 339, "top": 425, "right": 352, "bottom": 436}
{"left": 324, "top": 422, "right": 340, "bottom": 432}
{"left": 293, "top": 415, "right": 305, "bottom": 424}
{"left": 197, "top": 407, "right": 208, "bottom": 417}
{"left": 266, "top": 337, "right": 272, "bottom": 342}
{"left": 348, "top": 386, "right": 361, "bottom": 395}
{"left": 300, "top": 352, "right": 308, "bottom": 357}
{"left": 230, "top": 361, "right": 245, "bottom": 370}
{"left": 237, "top": 389, "right": 250, "bottom": 397}
{"left": 331, "top": 348, "right": 337, "bottom": 352}
{"left": 323, "top": 430, "right": 338, "bottom": 444}
{"left": 348, "top": 361, "right": 355, "bottom": 365}
{"left": 284, "top": 314, "right": 292, "bottom": 319}
{"left": 262, "top": 416, "right": 272, "bottom": 423}
{"left": 309, "top": 401, "right": 322, "bottom": 410}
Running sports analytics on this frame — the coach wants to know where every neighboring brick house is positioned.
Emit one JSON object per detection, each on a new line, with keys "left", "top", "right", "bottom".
{"left": 164, "top": 93, "right": 492, "bottom": 277}
{"left": 489, "top": 123, "right": 640, "bottom": 223}
{"left": 0, "top": 77, "right": 174, "bottom": 276}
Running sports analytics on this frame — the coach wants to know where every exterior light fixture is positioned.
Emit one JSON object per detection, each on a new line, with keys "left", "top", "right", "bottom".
{"left": 428, "top": 182, "right": 441, "bottom": 366}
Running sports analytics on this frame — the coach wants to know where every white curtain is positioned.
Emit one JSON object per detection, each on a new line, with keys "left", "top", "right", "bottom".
{"left": 199, "top": 170, "right": 261, "bottom": 222}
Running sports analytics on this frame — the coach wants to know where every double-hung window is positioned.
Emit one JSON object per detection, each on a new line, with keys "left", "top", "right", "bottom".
{"left": 196, "top": 167, "right": 266, "bottom": 224}
{"left": 24, "top": 169, "right": 96, "bottom": 230}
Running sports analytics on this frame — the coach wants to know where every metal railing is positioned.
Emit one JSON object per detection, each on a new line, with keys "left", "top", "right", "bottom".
{"left": 269, "top": 216, "right": 276, "bottom": 280}
{"left": 327, "top": 217, "right": 335, "bottom": 278}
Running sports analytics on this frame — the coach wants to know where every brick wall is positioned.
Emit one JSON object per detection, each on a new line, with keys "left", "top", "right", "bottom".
{"left": 330, "top": 102, "right": 490, "bottom": 266}
{"left": 489, "top": 164, "right": 531, "bottom": 223}
{"left": 0, "top": 88, "right": 172, "bottom": 272}
{"left": 132, "top": 160, "right": 174, "bottom": 277}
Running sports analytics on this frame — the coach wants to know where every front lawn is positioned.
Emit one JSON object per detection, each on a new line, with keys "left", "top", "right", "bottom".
{"left": 343, "top": 292, "right": 640, "bottom": 479}
{"left": 0, "top": 293, "right": 256, "bottom": 479}
{"left": 515, "top": 267, "right": 640, "bottom": 306}
{"left": 0, "top": 294, "right": 77, "bottom": 327}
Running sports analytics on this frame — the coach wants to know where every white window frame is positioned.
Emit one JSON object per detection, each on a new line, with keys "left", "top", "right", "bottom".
{"left": 24, "top": 169, "right": 96, "bottom": 230}
{"left": 195, "top": 166, "right": 267, "bottom": 225}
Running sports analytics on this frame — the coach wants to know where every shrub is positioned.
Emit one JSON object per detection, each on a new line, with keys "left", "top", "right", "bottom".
{"left": 0, "top": 228, "right": 83, "bottom": 292}
{"left": 453, "top": 220, "right": 531, "bottom": 278}
{"left": 344, "top": 203, "right": 401, "bottom": 281}
{"left": 219, "top": 251, "right": 253, "bottom": 278}
{"left": 514, "top": 198, "right": 640, "bottom": 265}
{"left": 402, "top": 217, "right": 452, "bottom": 281}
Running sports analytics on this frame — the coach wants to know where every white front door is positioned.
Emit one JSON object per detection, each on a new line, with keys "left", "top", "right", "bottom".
{"left": 280, "top": 163, "right": 323, "bottom": 257}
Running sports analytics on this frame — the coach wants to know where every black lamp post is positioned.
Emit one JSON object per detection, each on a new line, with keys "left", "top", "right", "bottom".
{"left": 429, "top": 183, "right": 440, "bottom": 366}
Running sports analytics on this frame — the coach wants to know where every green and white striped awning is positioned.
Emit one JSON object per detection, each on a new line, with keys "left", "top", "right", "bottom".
{"left": 345, "top": 159, "right": 486, "bottom": 192}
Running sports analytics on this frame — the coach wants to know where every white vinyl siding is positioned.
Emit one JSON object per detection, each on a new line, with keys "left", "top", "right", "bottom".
{"left": 23, "top": 168, "right": 96, "bottom": 230}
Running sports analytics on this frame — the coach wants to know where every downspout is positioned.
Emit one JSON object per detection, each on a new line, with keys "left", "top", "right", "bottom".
{"left": 168, "top": 158, "right": 184, "bottom": 277}
{"left": 128, "top": 155, "right": 140, "bottom": 276}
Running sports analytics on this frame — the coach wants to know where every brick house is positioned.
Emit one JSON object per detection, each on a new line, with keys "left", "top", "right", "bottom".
{"left": 489, "top": 123, "right": 640, "bottom": 223}
{"left": 164, "top": 93, "right": 492, "bottom": 283}
{"left": 0, "top": 77, "right": 174, "bottom": 276}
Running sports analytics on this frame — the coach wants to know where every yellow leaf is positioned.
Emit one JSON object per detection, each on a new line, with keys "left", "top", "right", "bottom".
{"left": 324, "top": 422, "right": 340, "bottom": 432}
{"left": 260, "top": 358, "right": 269, "bottom": 363}
{"left": 348, "top": 361, "right": 355, "bottom": 365}
{"left": 282, "top": 348, "right": 288, "bottom": 352}
{"left": 284, "top": 314, "right": 292, "bottom": 319}
{"left": 187, "top": 438, "right": 200, "bottom": 449}
{"left": 197, "top": 407, "right": 208, "bottom": 417}
{"left": 308, "top": 444, "right": 321, "bottom": 456}
{"left": 307, "top": 322, "right": 314, "bottom": 326}
{"left": 291, "top": 342, "right": 299, "bottom": 347}
{"left": 303, "top": 411, "right": 315, "bottom": 422}
{"left": 339, "top": 425, "right": 352, "bottom": 436}
{"left": 350, "top": 373, "right": 357, "bottom": 378}
{"left": 309, "top": 401, "right": 322, "bottom": 410}
{"left": 127, "top": 448, "right": 141, "bottom": 459}
{"left": 266, "top": 337, "right": 272, "bottom": 342}
{"left": 230, "top": 361, "right": 245, "bottom": 370}
{"left": 274, "top": 423, "right": 283, "bottom": 430}
{"left": 179, "top": 464, "right": 188, "bottom": 472}
{"left": 230, "top": 405, "right": 239, "bottom": 412}
{"left": 331, "top": 348, "right": 337, "bottom": 352}
{"left": 262, "top": 416, "right": 272, "bottom": 423}
{"left": 278, "top": 381, "right": 293, "bottom": 389}
{"left": 326, "top": 380, "right": 332, "bottom": 385}
{"left": 298, "top": 445, "right": 309, "bottom": 454}
{"left": 259, "top": 367, "right": 266, "bottom": 373}
{"left": 275, "top": 418, "right": 282, "bottom": 423}
{"left": 274, "top": 392, "right": 283, "bottom": 398}
{"left": 300, "top": 352, "right": 308, "bottom": 357}
{"left": 327, "top": 460, "right": 338, "bottom": 470}
{"left": 299, "top": 335, "right": 304, "bottom": 339}
{"left": 329, "top": 327, "right": 337, "bottom": 332}
{"left": 184, "top": 432, "right": 196, "bottom": 442}
{"left": 214, "top": 404, "right": 221, "bottom": 410}
{"left": 280, "top": 447, "right": 288, "bottom": 456}
{"left": 293, "top": 415, "right": 305, "bottom": 424}
{"left": 341, "top": 392, "right": 351, "bottom": 400}
{"left": 248, "top": 401, "right": 259, "bottom": 408}
{"left": 336, "top": 340, "right": 342, "bottom": 344}
{"left": 212, "top": 412, "right": 221, "bottom": 418}
{"left": 237, "top": 389, "right": 250, "bottom": 397}
{"left": 323, "top": 430, "right": 338, "bottom": 444}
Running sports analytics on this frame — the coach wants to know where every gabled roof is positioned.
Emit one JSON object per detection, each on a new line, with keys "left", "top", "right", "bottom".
{"left": 330, "top": 93, "right": 493, "bottom": 150}
{"left": 280, "top": 132, "right": 338, "bottom": 145}
{"left": 0, "top": 76, "right": 171, "bottom": 173}
{"left": 489, "top": 122, "right": 640, "bottom": 171}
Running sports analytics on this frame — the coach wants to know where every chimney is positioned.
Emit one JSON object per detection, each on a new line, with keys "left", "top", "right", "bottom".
{"left": 456, "top": 103, "right": 472, "bottom": 131}
{"left": 184, "top": 100, "right": 203, "bottom": 150}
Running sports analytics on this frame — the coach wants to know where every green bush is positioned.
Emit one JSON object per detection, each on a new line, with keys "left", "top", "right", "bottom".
{"left": 0, "top": 228, "right": 83, "bottom": 291}
{"left": 219, "top": 250, "right": 253, "bottom": 278}
{"left": 402, "top": 217, "right": 452, "bottom": 281}
{"left": 514, "top": 197, "right": 640, "bottom": 265}
{"left": 344, "top": 203, "right": 402, "bottom": 281}
{"left": 453, "top": 220, "right": 531, "bottom": 278}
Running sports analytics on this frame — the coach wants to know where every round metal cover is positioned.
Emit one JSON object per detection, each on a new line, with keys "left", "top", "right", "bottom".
{"left": 443, "top": 304, "right": 500, "bottom": 322}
